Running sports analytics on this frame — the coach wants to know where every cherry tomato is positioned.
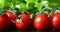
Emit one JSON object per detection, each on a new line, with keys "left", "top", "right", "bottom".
{"left": 34, "top": 14, "right": 50, "bottom": 31}
{"left": 51, "top": 13, "right": 60, "bottom": 30}
{"left": 15, "top": 13, "right": 32, "bottom": 31}
{"left": 3, "top": 11, "right": 16, "bottom": 23}
{"left": 2, "top": 11, "right": 16, "bottom": 30}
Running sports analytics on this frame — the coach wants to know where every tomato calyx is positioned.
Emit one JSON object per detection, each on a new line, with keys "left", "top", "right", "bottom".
{"left": 55, "top": 8, "right": 60, "bottom": 13}
{"left": 16, "top": 15, "right": 22, "bottom": 23}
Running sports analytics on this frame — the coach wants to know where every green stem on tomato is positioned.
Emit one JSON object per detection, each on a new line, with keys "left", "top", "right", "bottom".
{"left": 54, "top": 8, "right": 60, "bottom": 13}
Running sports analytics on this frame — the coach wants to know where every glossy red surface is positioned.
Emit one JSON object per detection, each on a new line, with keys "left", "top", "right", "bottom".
{"left": 51, "top": 13, "right": 60, "bottom": 29}
{"left": 34, "top": 14, "right": 50, "bottom": 31}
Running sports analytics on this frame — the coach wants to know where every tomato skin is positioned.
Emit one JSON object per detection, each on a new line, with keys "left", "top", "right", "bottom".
{"left": 34, "top": 14, "right": 50, "bottom": 31}
{"left": 0, "top": 16, "right": 6, "bottom": 30}
{"left": 0, "top": 16, "right": 12, "bottom": 30}
{"left": 16, "top": 13, "right": 32, "bottom": 31}
{"left": 51, "top": 13, "right": 60, "bottom": 30}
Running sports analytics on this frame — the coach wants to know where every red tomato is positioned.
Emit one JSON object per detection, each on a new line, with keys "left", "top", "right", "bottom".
{"left": 3, "top": 11, "right": 16, "bottom": 23}
{"left": 15, "top": 13, "right": 32, "bottom": 31}
{"left": 1, "top": 11, "right": 16, "bottom": 30}
{"left": 34, "top": 14, "right": 50, "bottom": 31}
{"left": 51, "top": 13, "right": 60, "bottom": 30}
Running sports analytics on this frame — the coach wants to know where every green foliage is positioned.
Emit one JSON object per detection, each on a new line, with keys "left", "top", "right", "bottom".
{"left": 48, "top": 0, "right": 60, "bottom": 8}
{"left": 0, "top": 0, "right": 60, "bottom": 14}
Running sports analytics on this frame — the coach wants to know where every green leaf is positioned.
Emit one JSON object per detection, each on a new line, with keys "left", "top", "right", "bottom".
{"left": 0, "top": 0, "right": 5, "bottom": 7}
{"left": 27, "top": 3, "right": 35, "bottom": 10}
{"left": 41, "top": 0, "right": 48, "bottom": 1}
{"left": 16, "top": 3, "right": 26, "bottom": 12}
{"left": 49, "top": 2, "right": 59, "bottom": 8}
{"left": 20, "top": 3, "right": 26, "bottom": 9}
{"left": 35, "top": 3, "right": 44, "bottom": 10}
{"left": 25, "top": 0, "right": 38, "bottom": 3}
{"left": 35, "top": 0, "right": 49, "bottom": 11}
{"left": 0, "top": 0, "right": 10, "bottom": 8}
{"left": 41, "top": 0, "right": 49, "bottom": 6}
{"left": 48, "top": 0, "right": 60, "bottom": 8}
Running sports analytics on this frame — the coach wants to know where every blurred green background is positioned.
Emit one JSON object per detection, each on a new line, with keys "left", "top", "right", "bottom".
{"left": 0, "top": 0, "right": 60, "bottom": 8}
{"left": 0, "top": 0, "right": 60, "bottom": 14}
